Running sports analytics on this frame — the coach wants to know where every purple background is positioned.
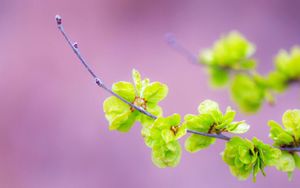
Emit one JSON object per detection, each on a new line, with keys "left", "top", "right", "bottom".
{"left": 1, "top": 0, "right": 300, "bottom": 187}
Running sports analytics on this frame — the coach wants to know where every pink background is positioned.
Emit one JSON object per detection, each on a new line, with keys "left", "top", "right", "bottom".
{"left": 1, "top": 0, "right": 300, "bottom": 187}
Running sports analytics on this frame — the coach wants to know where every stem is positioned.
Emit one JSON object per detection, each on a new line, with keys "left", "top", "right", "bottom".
{"left": 279, "top": 147, "right": 300, "bottom": 152}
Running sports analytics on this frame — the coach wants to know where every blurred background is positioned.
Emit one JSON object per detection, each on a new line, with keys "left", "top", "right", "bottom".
{"left": 1, "top": 0, "right": 300, "bottom": 187}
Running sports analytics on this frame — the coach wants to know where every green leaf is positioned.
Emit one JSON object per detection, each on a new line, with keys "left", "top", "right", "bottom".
{"left": 200, "top": 31, "right": 255, "bottom": 69}
{"left": 103, "top": 96, "right": 131, "bottom": 125}
{"left": 139, "top": 104, "right": 162, "bottom": 127}
{"left": 282, "top": 110, "right": 300, "bottom": 139}
{"left": 112, "top": 81, "right": 135, "bottom": 102}
{"left": 293, "top": 154, "right": 300, "bottom": 169}
{"left": 109, "top": 111, "right": 138, "bottom": 132}
{"left": 143, "top": 114, "right": 185, "bottom": 168}
{"left": 183, "top": 114, "right": 213, "bottom": 132}
{"left": 229, "top": 166, "right": 252, "bottom": 181}
{"left": 266, "top": 71, "right": 288, "bottom": 92}
{"left": 275, "top": 50, "right": 290, "bottom": 75}
{"left": 152, "top": 141, "right": 181, "bottom": 168}
{"left": 275, "top": 152, "right": 296, "bottom": 172}
{"left": 132, "top": 69, "right": 142, "bottom": 94}
{"left": 222, "top": 137, "right": 255, "bottom": 180}
{"left": 142, "top": 82, "right": 168, "bottom": 104}
{"left": 209, "top": 67, "right": 229, "bottom": 87}
{"left": 185, "top": 134, "right": 216, "bottom": 153}
{"left": 222, "top": 106, "right": 236, "bottom": 124}
{"left": 167, "top": 113, "right": 181, "bottom": 125}
{"left": 275, "top": 47, "right": 300, "bottom": 80}
{"left": 222, "top": 137, "right": 280, "bottom": 181}
{"left": 230, "top": 74, "right": 265, "bottom": 112}
{"left": 240, "top": 59, "right": 256, "bottom": 69}
{"left": 198, "top": 100, "right": 220, "bottom": 114}
{"left": 141, "top": 126, "right": 154, "bottom": 148}
{"left": 252, "top": 137, "right": 281, "bottom": 166}
{"left": 200, "top": 49, "right": 214, "bottom": 65}
{"left": 227, "top": 122, "right": 250, "bottom": 134}
{"left": 268, "top": 120, "right": 294, "bottom": 146}
{"left": 150, "top": 114, "right": 185, "bottom": 143}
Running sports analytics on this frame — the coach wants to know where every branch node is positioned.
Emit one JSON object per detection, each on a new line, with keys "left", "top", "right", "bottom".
{"left": 95, "top": 78, "right": 104, "bottom": 87}
{"left": 73, "top": 42, "right": 78, "bottom": 49}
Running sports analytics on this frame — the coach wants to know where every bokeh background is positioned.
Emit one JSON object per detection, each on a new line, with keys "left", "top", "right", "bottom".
{"left": 1, "top": 0, "right": 300, "bottom": 187}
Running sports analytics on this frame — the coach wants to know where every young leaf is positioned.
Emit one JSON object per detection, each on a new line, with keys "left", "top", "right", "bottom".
{"left": 185, "top": 134, "right": 216, "bottom": 153}
{"left": 282, "top": 110, "right": 300, "bottom": 139}
{"left": 209, "top": 67, "right": 229, "bottom": 87}
{"left": 103, "top": 96, "right": 134, "bottom": 131}
{"left": 294, "top": 154, "right": 300, "bottom": 169}
{"left": 152, "top": 141, "right": 181, "bottom": 168}
{"left": 230, "top": 74, "right": 265, "bottom": 112}
{"left": 198, "top": 99, "right": 220, "bottom": 114}
{"left": 142, "top": 82, "right": 168, "bottom": 104}
{"left": 275, "top": 152, "right": 296, "bottom": 173}
{"left": 226, "top": 122, "right": 250, "bottom": 134}
{"left": 112, "top": 81, "right": 135, "bottom": 102}
{"left": 266, "top": 71, "right": 288, "bottom": 92}
{"left": 275, "top": 47, "right": 300, "bottom": 80}
{"left": 148, "top": 114, "right": 185, "bottom": 144}
{"left": 268, "top": 120, "right": 294, "bottom": 146}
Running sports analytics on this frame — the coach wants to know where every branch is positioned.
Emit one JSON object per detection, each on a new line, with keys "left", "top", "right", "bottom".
{"left": 186, "top": 130, "right": 231, "bottom": 141}
{"left": 56, "top": 15, "right": 300, "bottom": 153}
{"left": 279, "top": 147, "right": 300, "bottom": 152}
{"left": 56, "top": 15, "right": 232, "bottom": 142}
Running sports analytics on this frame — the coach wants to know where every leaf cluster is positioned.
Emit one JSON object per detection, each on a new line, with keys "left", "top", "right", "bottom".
{"left": 222, "top": 137, "right": 281, "bottom": 181}
{"left": 103, "top": 69, "right": 168, "bottom": 132}
{"left": 102, "top": 70, "right": 300, "bottom": 181}
{"left": 199, "top": 31, "right": 300, "bottom": 113}
{"left": 268, "top": 110, "right": 300, "bottom": 179}
{"left": 183, "top": 100, "right": 249, "bottom": 152}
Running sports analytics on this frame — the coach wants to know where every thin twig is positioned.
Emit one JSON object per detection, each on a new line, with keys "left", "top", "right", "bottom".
{"left": 55, "top": 15, "right": 156, "bottom": 119}
{"left": 55, "top": 15, "right": 232, "bottom": 141}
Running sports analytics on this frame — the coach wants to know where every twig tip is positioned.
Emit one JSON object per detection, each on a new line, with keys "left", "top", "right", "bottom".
{"left": 55, "top": 15, "right": 62, "bottom": 25}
